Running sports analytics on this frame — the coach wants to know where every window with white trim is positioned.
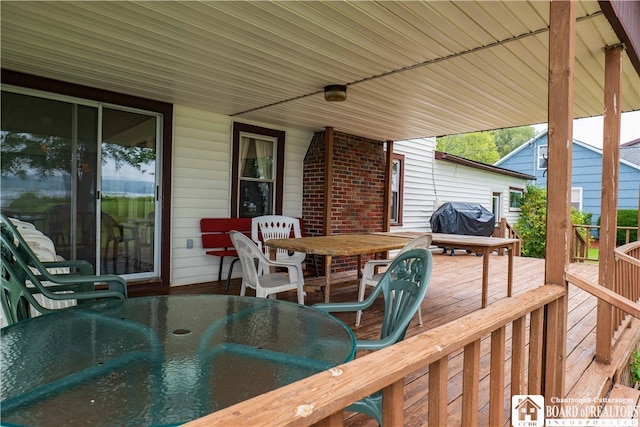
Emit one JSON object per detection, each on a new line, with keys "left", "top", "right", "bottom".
{"left": 571, "top": 187, "right": 583, "bottom": 211}
{"left": 537, "top": 145, "right": 548, "bottom": 170}
{"left": 509, "top": 187, "right": 524, "bottom": 211}
{"left": 391, "top": 154, "right": 404, "bottom": 225}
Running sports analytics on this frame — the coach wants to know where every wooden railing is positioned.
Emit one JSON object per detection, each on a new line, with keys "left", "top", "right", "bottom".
{"left": 567, "top": 240, "right": 640, "bottom": 362}
{"left": 571, "top": 224, "right": 638, "bottom": 263}
{"left": 185, "top": 285, "right": 566, "bottom": 427}
{"left": 493, "top": 218, "right": 521, "bottom": 255}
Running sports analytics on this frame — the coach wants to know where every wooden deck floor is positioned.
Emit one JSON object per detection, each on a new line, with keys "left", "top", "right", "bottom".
{"left": 130, "top": 251, "right": 639, "bottom": 426}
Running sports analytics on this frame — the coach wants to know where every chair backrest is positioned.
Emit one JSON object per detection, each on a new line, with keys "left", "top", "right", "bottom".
{"left": 230, "top": 230, "right": 267, "bottom": 289}
{"left": 368, "top": 248, "right": 433, "bottom": 349}
{"left": 398, "top": 234, "right": 432, "bottom": 255}
{"left": 1, "top": 213, "right": 126, "bottom": 326}
{"left": 251, "top": 215, "right": 302, "bottom": 255}
{"left": 101, "top": 212, "right": 123, "bottom": 241}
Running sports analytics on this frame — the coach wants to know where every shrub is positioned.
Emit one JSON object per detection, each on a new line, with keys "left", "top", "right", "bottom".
{"left": 596, "top": 209, "right": 638, "bottom": 244}
{"left": 514, "top": 184, "right": 593, "bottom": 258}
{"left": 631, "top": 349, "right": 640, "bottom": 385}
{"left": 514, "top": 185, "right": 547, "bottom": 258}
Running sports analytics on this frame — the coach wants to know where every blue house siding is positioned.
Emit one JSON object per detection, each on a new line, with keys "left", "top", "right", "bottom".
{"left": 496, "top": 132, "right": 640, "bottom": 226}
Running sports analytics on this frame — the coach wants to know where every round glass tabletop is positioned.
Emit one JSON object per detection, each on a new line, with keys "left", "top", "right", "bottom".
{"left": 1, "top": 295, "right": 356, "bottom": 426}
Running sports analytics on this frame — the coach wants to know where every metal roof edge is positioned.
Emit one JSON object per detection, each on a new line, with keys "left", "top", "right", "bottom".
{"left": 434, "top": 151, "right": 536, "bottom": 181}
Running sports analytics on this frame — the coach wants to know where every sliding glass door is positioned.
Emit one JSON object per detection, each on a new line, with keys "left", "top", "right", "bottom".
{"left": 1, "top": 88, "right": 161, "bottom": 278}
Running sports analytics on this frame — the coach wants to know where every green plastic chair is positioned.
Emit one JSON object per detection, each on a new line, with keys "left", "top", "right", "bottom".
{"left": 313, "top": 248, "right": 433, "bottom": 425}
{"left": 1, "top": 213, "right": 127, "bottom": 326}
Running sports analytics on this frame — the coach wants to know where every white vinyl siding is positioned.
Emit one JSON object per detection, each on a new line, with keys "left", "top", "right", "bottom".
{"left": 170, "top": 105, "right": 312, "bottom": 286}
{"left": 394, "top": 139, "right": 528, "bottom": 233}
{"left": 392, "top": 139, "right": 438, "bottom": 232}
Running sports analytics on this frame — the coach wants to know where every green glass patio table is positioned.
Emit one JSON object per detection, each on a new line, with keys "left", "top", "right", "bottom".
{"left": 0, "top": 295, "right": 356, "bottom": 426}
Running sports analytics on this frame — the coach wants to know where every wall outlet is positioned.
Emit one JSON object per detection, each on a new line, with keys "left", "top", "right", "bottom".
{"left": 186, "top": 238, "right": 193, "bottom": 249}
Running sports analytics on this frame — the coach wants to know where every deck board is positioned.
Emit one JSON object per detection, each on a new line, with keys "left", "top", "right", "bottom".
{"left": 130, "top": 251, "right": 634, "bottom": 426}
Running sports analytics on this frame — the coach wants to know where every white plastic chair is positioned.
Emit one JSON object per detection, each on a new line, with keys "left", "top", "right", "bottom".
{"left": 251, "top": 215, "right": 306, "bottom": 280}
{"left": 356, "top": 234, "right": 433, "bottom": 326}
{"left": 230, "top": 231, "right": 305, "bottom": 305}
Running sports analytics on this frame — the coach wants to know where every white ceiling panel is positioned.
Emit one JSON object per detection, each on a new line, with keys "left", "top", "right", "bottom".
{"left": 1, "top": 1, "right": 638, "bottom": 141}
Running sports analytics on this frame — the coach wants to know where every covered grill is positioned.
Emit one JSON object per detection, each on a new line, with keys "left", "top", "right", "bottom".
{"left": 430, "top": 202, "right": 496, "bottom": 255}
{"left": 430, "top": 202, "right": 495, "bottom": 236}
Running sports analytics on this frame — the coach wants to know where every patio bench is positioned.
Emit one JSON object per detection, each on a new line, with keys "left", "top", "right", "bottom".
{"left": 200, "top": 218, "right": 252, "bottom": 291}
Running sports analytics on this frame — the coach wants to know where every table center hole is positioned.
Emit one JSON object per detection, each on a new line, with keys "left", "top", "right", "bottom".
{"left": 172, "top": 328, "right": 192, "bottom": 335}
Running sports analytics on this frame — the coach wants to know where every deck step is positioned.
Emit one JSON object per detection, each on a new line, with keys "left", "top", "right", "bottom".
{"left": 564, "top": 371, "right": 612, "bottom": 417}
{"left": 599, "top": 384, "right": 640, "bottom": 421}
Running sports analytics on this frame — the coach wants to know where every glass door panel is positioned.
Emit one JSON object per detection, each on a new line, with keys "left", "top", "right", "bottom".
{"left": 1, "top": 91, "right": 98, "bottom": 267}
{"left": 100, "top": 108, "right": 158, "bottom": 275}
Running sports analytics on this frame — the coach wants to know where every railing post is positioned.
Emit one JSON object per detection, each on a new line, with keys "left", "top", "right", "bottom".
{"left": 382, "top": 379, "right": 404, "bottom": 426}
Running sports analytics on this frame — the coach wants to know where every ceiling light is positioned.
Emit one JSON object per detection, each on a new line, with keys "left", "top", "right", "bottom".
{"left": 324, "top": 85, "right": 347, "bottom": 102}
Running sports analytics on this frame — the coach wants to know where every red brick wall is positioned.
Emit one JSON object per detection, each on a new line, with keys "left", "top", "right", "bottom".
{"left": 303, "top": 130, "right": 387, "bottom": 274}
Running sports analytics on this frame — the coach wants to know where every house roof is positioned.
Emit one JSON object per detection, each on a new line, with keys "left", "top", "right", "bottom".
{"left": 621, "top": 138, "right": 640, "bottom": 165}
{"left": 495, "top": 130, "right": 640, "bottom": 171}
{"left": 1, "top": 1, "right": 639, "bottom": 142}
{"left": 434, "top": 151, "right": 536, "bottom": 180}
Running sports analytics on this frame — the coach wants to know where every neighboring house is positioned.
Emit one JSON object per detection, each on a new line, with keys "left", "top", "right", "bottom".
{"left": 495, "top": 131, "right": 640, "bottom": 226}
{"left": 393, "top": 139, "right": 535, "bottom": 233}
{"left": 621, "top": 138, "right": 640, "bottom": 166}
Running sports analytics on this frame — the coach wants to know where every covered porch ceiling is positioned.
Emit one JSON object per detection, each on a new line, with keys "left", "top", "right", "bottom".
{"left": 1, "top": 1, "right": 638, "bottom": 142}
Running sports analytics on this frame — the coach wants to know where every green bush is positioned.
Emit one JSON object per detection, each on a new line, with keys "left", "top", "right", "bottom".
{"left": 631, "top": 349, "right": 640, "bottom": 385}
{"left": 514, "top": 185, "right": 547, "bottom": 258}
{"left": 597, "top": 209, "right": 638, "bottom": 245}
{"left": 514, "top": 184, "right": 593, "bottom": 259}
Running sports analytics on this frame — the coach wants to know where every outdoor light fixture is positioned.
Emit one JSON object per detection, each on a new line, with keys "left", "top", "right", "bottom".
{"left": 324, "top": 84, "right": 347, "bottom": 102}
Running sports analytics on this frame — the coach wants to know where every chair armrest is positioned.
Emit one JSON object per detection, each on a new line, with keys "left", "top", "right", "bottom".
{"left": 313, "top": 283, "right": 383, "bottom": 314}
{"left": 262, "top": 257, "right": 301, "bottom": 269}
{"left": 362, "top": 258, "right": 392, "bottom": 279}
{"left": 42, "top": 260, "right": 95, "bottom": 276}
{"left": 313, "top": 300, "right": 370, "bottom": 313}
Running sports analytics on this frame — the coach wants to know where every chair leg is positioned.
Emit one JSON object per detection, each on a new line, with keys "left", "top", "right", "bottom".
{"left": 218, "top": 256, "right": 224, "bottom": 282}
{"left": 355, "top": 281, "right": 368, "bottom": 326}
{"left": 225, "top": 258, "right": 240, "bottom": 292}
{"left": 417, "top": 307, "right": 423, "bottom": 325}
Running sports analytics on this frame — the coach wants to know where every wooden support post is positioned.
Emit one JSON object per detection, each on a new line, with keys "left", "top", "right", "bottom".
{"left": 323, "top": 127, "right": 334, "bottom": 236}
{"left": 544, "top": 0, "right": 575, "bottom": 403}
{"left": 383, "top": 140, "right": 393, "bottom": 232}
{"left": 596, "top": 44, "right": 623, "bottom": 364}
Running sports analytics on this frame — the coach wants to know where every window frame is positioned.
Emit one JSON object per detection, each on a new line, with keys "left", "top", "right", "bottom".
{"left": 231, "top": 122, "right": 285, "bottom": 217}
{"left": 509, "top": 187, "right": 524, "bottom": 212}
{"left": 537, "top": 145, "right": 548, "bottom": 170}
{"left": 390, "top": 153, "right": 404, "bottom": 226}
{"left": 571, "top": 187, "right": 583, "bottom": 211}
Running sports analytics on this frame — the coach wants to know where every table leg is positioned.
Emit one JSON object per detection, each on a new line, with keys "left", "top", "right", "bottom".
{"left": 324, "top": 255, "right": 332, "bottom": 303}
{"left": 269, "top": 248, "right": 277, "bottom": 273}
{"left": 482, "top": 248, "right": 490, "bottom": 308}
{"left": 507, "top": 245, "right": 514, "bottom": 297}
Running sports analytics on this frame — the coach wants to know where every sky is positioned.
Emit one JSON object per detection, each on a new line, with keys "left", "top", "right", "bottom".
{"left": 533, "top": 110, "right": 640, "bottom": 148}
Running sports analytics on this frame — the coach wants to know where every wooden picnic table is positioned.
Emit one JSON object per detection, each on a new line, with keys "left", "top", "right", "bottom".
{"left": 266, "top": 232, "right": 520, "bottom": 307}
{"left": 264, "top": 234, "right": 409, "bottom": 303}
{"left": 375, "top": 232, "right": 520, "bottom": 308}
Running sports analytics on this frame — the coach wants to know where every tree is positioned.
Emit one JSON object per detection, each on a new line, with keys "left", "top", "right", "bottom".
{"left": 436, "top": 132, "right": 500, "bottom": 164}
{"left": 436, "top": 125, "right": 535, "bottom": 164}
{"left": 492, "top": 126, "right": 535, "bottom": 157}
